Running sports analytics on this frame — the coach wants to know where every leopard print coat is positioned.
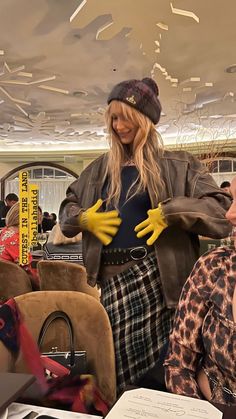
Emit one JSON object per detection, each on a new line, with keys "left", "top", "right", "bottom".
{"left": 164, "top": 246, "right": 236, "bottom": 405}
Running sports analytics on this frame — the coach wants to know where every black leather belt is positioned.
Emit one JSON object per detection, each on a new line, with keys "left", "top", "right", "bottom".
{"left": 101, "top": 245, "right": 154, "bottom": 265}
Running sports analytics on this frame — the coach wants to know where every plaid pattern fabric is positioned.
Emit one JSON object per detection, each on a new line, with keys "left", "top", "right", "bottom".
{"left": 107, "top": 78, "right": 161, "bottom": 124}
{"left": 101, "top": 253, "right": 175, "bottom": 393}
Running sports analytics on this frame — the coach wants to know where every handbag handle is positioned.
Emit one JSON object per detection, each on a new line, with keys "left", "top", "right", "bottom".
{"left": 37, "top": 310, "right": 75, "bottom": 366}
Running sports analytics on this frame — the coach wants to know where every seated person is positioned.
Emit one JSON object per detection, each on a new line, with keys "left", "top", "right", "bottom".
{"left": 42, "top": 211, "right": 56, "bottom": 232}
{"left": 1, "top": 193, "right": 19, "bottom": 218}
{"left": 0, "top": 202, "right": 39, "bottom": 289}
{"left": 44, "top": 223, "right": 83, "bottom": 264}
{"left": 220, "top": 180, "right": 231, "bottom": 194}
{"left": 0, "top": 193, "right": 19, "bottom": 227}
{"left": 50, "top": 212, "right": 57, "bottom": 223}
{"left": 164, "top": 175, "right": 236, "bottom": 405}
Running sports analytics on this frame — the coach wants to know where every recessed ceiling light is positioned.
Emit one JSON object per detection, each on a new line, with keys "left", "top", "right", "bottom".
{"left": 225, "top": 64, "right": 236, "bottom": 73}
{"left": 73, "top": 90, "right": 88, "bottom": 97}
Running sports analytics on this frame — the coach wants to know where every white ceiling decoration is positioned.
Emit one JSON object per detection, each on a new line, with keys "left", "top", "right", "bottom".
{"left": 0, "top": 59, "right": 69, "bottom": 118}
{"left": 0, "top": 0, "right": 235, "bottom": 156}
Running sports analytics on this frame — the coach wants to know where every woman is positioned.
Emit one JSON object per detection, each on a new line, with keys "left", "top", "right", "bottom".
{"left": 59, "top": 77, "right": 231, "bottom": 393}
{"left": 164, "top": 176, "right": 236, "bottom": 405}
{"left": 0, "top": 202, "right": 39, "bottom": 289}
{"left": 42, "top": 211, "right": 56, "bottom": 232}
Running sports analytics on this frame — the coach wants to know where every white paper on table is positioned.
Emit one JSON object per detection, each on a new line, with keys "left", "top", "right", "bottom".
{"left": 105, "top": 388, "right": 223, "bottom": 419}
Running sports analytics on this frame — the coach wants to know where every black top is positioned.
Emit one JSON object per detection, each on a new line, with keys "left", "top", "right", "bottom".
{"left": 102, "top": 166, "right": 152, "bottom": 248}
{"left": 0, "top": 205, "right": 10, "bottom": 219}
{"left": 0, "top": 202, "right": 8, "bottom": 227}
{"left": 42, "top": 218, "right": 55, "bottom": 232}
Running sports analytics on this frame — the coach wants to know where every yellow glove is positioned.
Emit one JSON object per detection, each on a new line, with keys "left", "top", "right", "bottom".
{"left": 78, "top": 199, "right": 122, "bottom": 245}
{"left": 134, "top": 203, "right": 168, "bottom": 246}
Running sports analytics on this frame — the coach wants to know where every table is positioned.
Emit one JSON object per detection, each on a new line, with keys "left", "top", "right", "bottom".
{"left": 214, "top": 402, "right": 236, "bottom": 419}
{"left": 0, "top": 373, "right": 35, "bottom": 416}
{"left": 7, "top": 402, "right": 102, "bottom": 418}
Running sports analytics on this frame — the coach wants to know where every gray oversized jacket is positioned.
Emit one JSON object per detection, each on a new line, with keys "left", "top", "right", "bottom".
{"left": 59, "top": 150, "right": 231, "bottom": 308}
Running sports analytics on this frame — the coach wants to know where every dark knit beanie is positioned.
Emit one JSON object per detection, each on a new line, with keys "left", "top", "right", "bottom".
{"left": 107, "top": 77, "right": 162, "bottom": 124}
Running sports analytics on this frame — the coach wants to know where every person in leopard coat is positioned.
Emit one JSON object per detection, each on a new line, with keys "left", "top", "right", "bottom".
{"left": 164, "top": 176, "right": 236, "bottom": 405}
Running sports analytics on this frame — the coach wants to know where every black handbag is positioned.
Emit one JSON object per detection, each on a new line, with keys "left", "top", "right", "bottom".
{"left": 38, "top": 310, "right": 87, "bottom": 376}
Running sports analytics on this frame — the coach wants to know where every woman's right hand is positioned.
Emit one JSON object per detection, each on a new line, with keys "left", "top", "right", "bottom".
{"left": 78, "top": 199, "right": 122, "bottom": 245}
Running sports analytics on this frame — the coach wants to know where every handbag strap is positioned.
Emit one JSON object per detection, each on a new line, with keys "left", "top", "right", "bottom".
{"left": 37, "top": 310, "right": 75, "bottom": 366}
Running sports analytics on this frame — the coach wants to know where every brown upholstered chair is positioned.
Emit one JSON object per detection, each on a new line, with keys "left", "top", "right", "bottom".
{"left": 0, "top": 290, "right": 116, "bottom": 405}
{"left": 0, "top": 259, "right": 32, "bottom": 301}
{"left": 37, "top": 260, "right": 100, "bottom": 300}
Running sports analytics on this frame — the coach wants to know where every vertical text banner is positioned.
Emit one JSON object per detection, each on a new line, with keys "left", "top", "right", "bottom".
{"left": 29, "top": 184, "right": 38, "bottom": 247}
{"left": 19, "top": 171, "right": 29, "bottom": 265}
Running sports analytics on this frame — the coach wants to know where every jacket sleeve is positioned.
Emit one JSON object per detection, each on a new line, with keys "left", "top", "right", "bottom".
{"left": 162, "top": 154, "right": 232, "bottom": 238}
{"left": 59, "top": 179, "right": 84, "bottom": 238}
{"left": 164, "top": 252, "right": 216, "bottom": 398}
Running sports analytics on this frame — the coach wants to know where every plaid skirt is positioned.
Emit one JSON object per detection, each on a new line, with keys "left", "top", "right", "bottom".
{"left": 101, "top": 252, "right": 175, "bottom": 394}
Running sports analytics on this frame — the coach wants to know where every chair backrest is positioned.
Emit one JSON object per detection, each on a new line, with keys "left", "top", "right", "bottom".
{"left": 0, "top": 260, "right": 32, "bottom": 301}
{"left": 0, "top": 291, "right": 116, "bottom": 404}
{"left": 37, "top": 260, "right": 99, "bottom": 300}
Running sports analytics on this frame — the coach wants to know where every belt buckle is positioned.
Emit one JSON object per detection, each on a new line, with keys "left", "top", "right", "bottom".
{"left": 130, "top": 246, "right": 148, "bottom": 261}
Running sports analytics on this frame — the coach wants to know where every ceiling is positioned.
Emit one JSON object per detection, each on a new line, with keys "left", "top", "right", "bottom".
{"left": 0, "top": 0, "right": 236, "bottom": 159}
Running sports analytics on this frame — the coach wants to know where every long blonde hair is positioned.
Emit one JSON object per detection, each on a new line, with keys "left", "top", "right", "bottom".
{"left": 6, "top": 202, "right": 19, "bottom": 227}
{"left": 104, "top": 100, "right": 164, "bottom": 207}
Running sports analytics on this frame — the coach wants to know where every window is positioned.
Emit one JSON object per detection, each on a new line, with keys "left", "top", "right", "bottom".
{"left": 33, "top": 168, "right": 43, "bottom": 179}
{"left": 219, "top": 160, "right": 232, "bottom": 173}
{"left": 26, "top": 167, "right": 74, "bottom": 180}
{"left": 5, "top": 165, "right": 77, "bottom": 214}
{"left": 44, "top": 168, "right": 54, "bottom": 178}
{"left": 55, "top": 170, "right": 68, "bottom": 178}
{"left": 207, "top": 159, "right": 236, "bottom": 174}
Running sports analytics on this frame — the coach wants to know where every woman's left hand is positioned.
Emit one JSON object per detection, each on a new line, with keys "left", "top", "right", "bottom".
{"left": 134, "top": 203, "right": 168, "bottom": 245}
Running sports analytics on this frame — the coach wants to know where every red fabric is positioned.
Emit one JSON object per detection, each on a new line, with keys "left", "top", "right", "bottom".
{"left": 0, "top": 298, "right": 48, "bottom": 391}
{"left": 0, "top": 226, "right": 39, "bottom": 287}
{"left": 47, "top": 375, "right": 109, "bottom": 416}
{"left": 0, "top": 226, "right": 21, "bottom": 263}
{"left": 0, "top": 298, "right": 20, "bottom": 352}
{"left": 41, "top": 356, "right": 70, "bottom": 377}
{"left": 19, "top": 320, "right": 48, "bottom": 392}
{"left": 5, "top": 299, "right": 48, "bottom": 391}
{"left": 0, "top": 299, "right": 109, "bottom": 415}
{"left": 71, "top": 377, "right": 109, "bottom": 415}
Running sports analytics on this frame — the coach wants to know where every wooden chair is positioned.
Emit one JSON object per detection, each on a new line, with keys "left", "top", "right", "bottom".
{"left": 37, "top": 260, "right": 100, "bottom": 300}
{"left": 0, "top": 291, "right": 116, "bottom": 405}
{"left": 0, "top": 260, "right": 32, "bottom": 301}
